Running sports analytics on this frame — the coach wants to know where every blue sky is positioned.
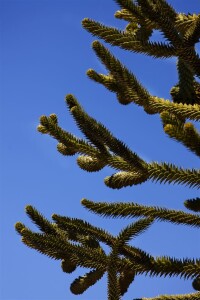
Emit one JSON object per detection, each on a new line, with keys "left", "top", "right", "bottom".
{"left": 1, "top": 1, "right": 200, "bottom": 299}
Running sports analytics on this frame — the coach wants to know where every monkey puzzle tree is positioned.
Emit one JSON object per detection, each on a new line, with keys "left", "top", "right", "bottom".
{"left": 15, "top": 0, "right": 200, "bottom": 299}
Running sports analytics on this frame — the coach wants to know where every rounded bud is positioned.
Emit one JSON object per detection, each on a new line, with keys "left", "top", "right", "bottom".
{"left": 164, "top": 124, "right": 173, "bottom": 134}
{"left": 37, "top": 125, "right": 48, "bottom": 134}
{"left": 170, "top": 85, "right": 181, "bottom": 103}
{"left": 117, "top": 93, "right": 132, "bottom": 105}
{"left": 77, "top": 155, "right": 105, "bottom": 172}
{"left": 49, "top": 114, "right": 58, "bottom": 124}
{"left": 184, "top": 198, "right": 200, "bottom": 212}
{"left": 65, "top": 94, "right": 78, "bottom": 110}
{"left": 143, "top": 105, "right": 157, "bottom": 115}
{"left": 39, "top": 115, "right": 48, "bottom": 125}
{"left": 15, "top": 222, "right": 25, "bottom": 234}
{"left": 114, "top": 10, "right": 123, "bottom": 19}
{"left": 25, "top": 205, "right": 34, "bottom": 213}
{"left": 104, "top": 171, "right": 147, "bottom": 189}
{"left": 57, "top": 143, "right": 76, "bottom": 156}
{"left": 125, "top": 22, "right": 138, "bottom": 33}
{"left": 160, "top": 111, "right": 170, "bottom": 119}
{"left": 184, "top": 122, "right": 194, "bottom": 131}
{"left": 86, "top": 69, "right": 95, "bottom": 77}
{"left": 92, "top": 40, "right": 100, "bottom": 50}
{"left": 192, "top": 277, "right": 200, "bottom": 291}
{"left": 61, "top": 259, "right": 76, "bottom": 274}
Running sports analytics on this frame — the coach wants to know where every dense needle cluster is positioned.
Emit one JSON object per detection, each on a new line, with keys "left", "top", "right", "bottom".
{"left": 16, "top": 0, "right": 200, "bottom": 299}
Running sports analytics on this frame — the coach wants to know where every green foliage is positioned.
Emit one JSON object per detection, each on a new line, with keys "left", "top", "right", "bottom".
{"left": 16, "top": 1, "right": 200, "bottom": 299}
{"left": 134, "top": 292, "right": 200, "bottom": 300}
{"left": 184, "top": 197, "right": 200, "bottom": 212}
{"left": 70, "top": 269, "right": 104, "bottom": 295}
{"left": 81, "top": 199, "right": 200, "bottom": 228}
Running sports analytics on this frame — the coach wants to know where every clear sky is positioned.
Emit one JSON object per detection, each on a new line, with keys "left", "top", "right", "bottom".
{"left": 1, "top": 1, "right": 200, "bottom": 299}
